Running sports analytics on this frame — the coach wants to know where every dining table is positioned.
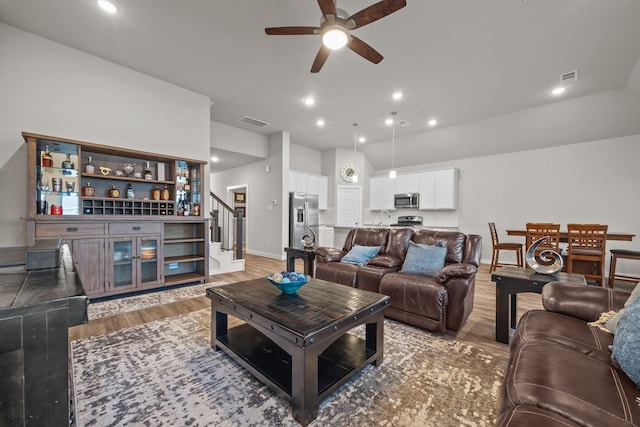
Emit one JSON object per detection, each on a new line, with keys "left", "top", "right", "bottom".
{"left": 506, "top": 229, "right": 635, "bottom": 242}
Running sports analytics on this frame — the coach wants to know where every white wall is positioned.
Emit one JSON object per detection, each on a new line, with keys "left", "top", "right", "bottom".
{"left": 290, "top": 144, "right": 322, "bottom": 175}
{"left": 0, "top": 24, "right": 211, "bottom": 246}
{"left": 211, "top": 121, "right": 268, "bottom": 157}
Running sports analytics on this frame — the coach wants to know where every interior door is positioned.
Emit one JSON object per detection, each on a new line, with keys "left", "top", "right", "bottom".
{"left": 336, "top": 185, "right": 362, "bottom": 227}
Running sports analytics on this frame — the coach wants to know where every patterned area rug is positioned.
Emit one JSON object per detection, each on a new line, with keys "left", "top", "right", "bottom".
{"left": 71, "top": 309, "right": 506, "bottom": 426}
{"left": 87, "top": 282, "right": 226, "bottom": 320}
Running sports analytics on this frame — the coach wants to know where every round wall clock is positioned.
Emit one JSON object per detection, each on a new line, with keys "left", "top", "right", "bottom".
{"left": 340, "top": 163, "right": 359, "bottom": 182}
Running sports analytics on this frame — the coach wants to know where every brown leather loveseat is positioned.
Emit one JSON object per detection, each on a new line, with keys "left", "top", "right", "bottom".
{"left": 314, "top": 227, "right": 482, "bottom": 334}
{"left": 496, "top": 282, "right": 640, "bottom": 427}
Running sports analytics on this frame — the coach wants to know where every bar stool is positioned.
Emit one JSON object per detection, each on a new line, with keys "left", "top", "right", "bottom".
{"left": 608, "top": 249, "right": 640, "bottom": 288}
{"left": 489, "top": 222, "right": 524, "bottom": 273}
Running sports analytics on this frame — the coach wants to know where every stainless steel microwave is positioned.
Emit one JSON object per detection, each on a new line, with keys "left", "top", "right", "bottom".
{"left": 394, "top": 193, "right": 419, "bottom": 209}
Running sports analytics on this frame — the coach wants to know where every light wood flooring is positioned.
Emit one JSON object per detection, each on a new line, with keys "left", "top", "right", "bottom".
{"left": 70, "top": 254, "right": 548, "bottom": 358}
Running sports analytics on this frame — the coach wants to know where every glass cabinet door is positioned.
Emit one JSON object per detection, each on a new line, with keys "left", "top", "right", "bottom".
{"left": 139, "top": 237, "right": 160, "bottom": 285}
{"left": 111, "top": 238, "right": 135, "bottom": 290}
{"left": 36, "top": 140, "right": 80, "bottom": 215}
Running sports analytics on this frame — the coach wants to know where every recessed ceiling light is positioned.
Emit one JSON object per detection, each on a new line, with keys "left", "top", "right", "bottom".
{"left": 211, "top": 156, "right": 219, "bottom": 162}
{"left": 358, "top": 136, "right": 366, "bottom": 143}
{"left": 551, "top": 86, "right": 566, "bottom": 96}
{"left": 428, "top": 118, "right": 438, "bottom": 127}
{"left": 392, "top": 91, "right": 403, "bottom": 101}
{"left": 97, "top": 0, "right": 118, "bottom": 13}
{"left": 385, "top": 118, "right": 393, "bottom": 126}
{"left": 316, "top": 119, "right": 325, "bottom": 127}
{"left": 303, "top": 97, "right": 315, "bottom": 107}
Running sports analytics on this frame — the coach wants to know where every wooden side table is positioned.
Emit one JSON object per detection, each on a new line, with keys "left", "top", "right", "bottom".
{"left": 284, "top": 247, "right": 316, "bottom": 277}
{"left": 491, "top": 266, "right": 586, "bottom": 344}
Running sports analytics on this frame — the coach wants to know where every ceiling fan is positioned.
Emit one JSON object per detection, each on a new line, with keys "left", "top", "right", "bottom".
{"left": 265, "top": 0, "right": 407, "bottom": 73}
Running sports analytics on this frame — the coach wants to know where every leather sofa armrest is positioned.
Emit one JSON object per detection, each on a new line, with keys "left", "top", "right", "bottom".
{"left": 542, "top": 282, "right": 630, "bottom": 322}
{"left": 315, "top": 247, "right": 346, "bottom": 263}
{"left": 367, "top": 255, "right": 403, "bottom": 268}
{"left": 438, "top": 263, "right": 478, "bottom": 281}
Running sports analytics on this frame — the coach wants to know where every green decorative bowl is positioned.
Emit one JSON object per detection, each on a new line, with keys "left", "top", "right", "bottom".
{"left": 266, "top": 273, "right": 309, "bottom": 294}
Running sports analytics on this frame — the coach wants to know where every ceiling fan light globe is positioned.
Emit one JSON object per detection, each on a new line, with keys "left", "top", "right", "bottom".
{"left": 322, "top": 27, "right": 348, "bottom": 49}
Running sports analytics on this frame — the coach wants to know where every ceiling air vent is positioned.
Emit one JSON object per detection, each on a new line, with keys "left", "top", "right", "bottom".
{"left": 239, "top": 116, "right": 270, "bottom": 128}
{"left": 397, "top": 120, "right": 411, "bottom": 127}
{"left": 560, "top": 70, "right": 578, "bottom": 82}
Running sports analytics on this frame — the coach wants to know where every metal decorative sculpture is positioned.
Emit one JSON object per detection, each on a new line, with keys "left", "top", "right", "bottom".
{"left": 301, "top": 226, "right": 317, "bottom": 248}
{"left": 526, "top": 236, "right": 563, "bottom": 275}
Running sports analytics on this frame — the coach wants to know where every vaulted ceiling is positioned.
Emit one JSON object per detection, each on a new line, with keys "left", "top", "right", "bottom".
{"left": 2, "top": 0, "right": 640, "bottom": 170}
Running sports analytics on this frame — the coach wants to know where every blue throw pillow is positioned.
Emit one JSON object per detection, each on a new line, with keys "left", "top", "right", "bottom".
{"left": 400, "top": 240, "right": 447, "bottom": 276}
{"left": 341, "top": 245, "right": 381, "bottom": 266}
{"left": 612, "top": 294, "right": 640, "bottom": 387}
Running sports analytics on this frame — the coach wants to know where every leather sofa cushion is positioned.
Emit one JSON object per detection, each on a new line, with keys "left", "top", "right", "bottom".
{"left": 384, "top": 227, "right": 414, "bottom": 259}
{"left": 315, "top": 262, "right": 358, "bottom": 287}
{"left": 348, "top": 228, "right": 388, "bottom": 252}
{"left": 510, "top": 310, "right": 614, "bottom": 364}
{"left": 413, "top": 229, "right": 466, "bottom": 264}
{"left": 357, "top": 265, "right": 401, "bottom": 293}
{"left": 380, "top": 272, "right": 448, "bottom": 322}
{"left": 367, "top": 255, "right": 403, "bottom": 268}
{"left": 496, "top": 406, "right": 581, "bottom": 427}
{"left": 500, "top": 341, "right": 640, "bottom": 426}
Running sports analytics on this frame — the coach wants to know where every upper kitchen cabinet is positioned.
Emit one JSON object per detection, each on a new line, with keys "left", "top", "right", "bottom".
{"left": 289, "top": 171, "right": 328, "bottom": 210}
{"left": 419, "top": 168, "right": 458, "bottom": 210}
{"left": 393, "top": 173, "right": 420, "bottom": 194}
{"left": 370, "top": 175, "right": 395, "bottom": 210}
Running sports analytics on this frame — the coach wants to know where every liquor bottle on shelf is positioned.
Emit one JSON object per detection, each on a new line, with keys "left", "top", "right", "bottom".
{"left": 127, "top": 183, "right": 135, "bottom": 199}
{"left": 85, "top": 156, "right": 95, "bottom": 174}
{"left": 152, "top": 185, "right": 160, "bottom": 201}
{"left": 161, "top": 184, "right": 170, "bottom": 201}
{"left": 144, "top": 161, "right": 153, "bottom": 180}
{"left": 192, "top": 201, "right": 200, "bottom": 216}
{"left": 41, "top": 145, "right": 53, "bottom": 168}
{"left": 62, "top": 153, "right": 74, "bottom": 170}
{"left": 82, "top": 182, "right": 95, "bottom": 197}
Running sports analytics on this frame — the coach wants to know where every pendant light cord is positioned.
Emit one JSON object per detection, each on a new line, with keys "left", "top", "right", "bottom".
{"left": 390, "top": 111, "right": 397, "bottom": 176}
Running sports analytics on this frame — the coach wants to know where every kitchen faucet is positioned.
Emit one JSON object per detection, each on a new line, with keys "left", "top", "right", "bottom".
{"left": 380, "top": 209, "right": 391, "bottom": 227}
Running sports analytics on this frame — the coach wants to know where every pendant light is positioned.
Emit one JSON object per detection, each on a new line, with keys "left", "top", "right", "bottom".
{"left": 389, "top": 111, "right": 397, "bottom": 179}
{"left": 352, "top": 122, "right": 359, "bottom": 183}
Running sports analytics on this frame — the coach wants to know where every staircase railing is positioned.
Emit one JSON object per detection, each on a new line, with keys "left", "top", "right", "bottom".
{"left": 210, "top": 191, "right": 243, "bottom": 260}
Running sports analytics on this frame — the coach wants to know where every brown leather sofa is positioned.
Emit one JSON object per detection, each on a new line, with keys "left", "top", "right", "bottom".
{"left": 314, "top": 227, "right": 482, "bottom": 333}
{"left": 496, "top": 282, "right": 639, "bottom": 427}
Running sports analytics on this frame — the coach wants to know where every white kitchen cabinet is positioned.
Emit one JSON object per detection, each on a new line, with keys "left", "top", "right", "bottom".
{"left": 393, "top": 173, "right": 420, "bottom": 194}
{"left": 370, "top": 176, "right": 395, "bottom": 210}
{"left": 318, "top": 225, "right": 334, "bottom": 248}
{"left": 418, "top": 168, "right": 457, "bottom": 210}
{"left": 289, "top": 171, "right": 329, "bottom": 210}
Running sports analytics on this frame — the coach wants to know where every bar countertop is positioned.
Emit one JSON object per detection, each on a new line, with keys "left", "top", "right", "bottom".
{"left": 0, "top": 244, "right": 88, "bottom": 324}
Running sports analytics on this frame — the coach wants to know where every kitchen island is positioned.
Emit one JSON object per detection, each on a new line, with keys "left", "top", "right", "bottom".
{"left": 0, "top": 244, "right": 88, "bottom": 426}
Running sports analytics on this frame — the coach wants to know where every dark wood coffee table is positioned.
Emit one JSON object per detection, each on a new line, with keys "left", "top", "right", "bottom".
{"left": 492, "top": 266, "right": 586, "bottom": 344}
{"left": 206, "top": 278, "right": 389, "bottom": 426}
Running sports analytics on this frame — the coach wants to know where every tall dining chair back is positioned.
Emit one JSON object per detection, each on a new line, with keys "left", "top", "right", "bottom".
{"left": 489, "top": 222, "right": 524, "bottom": 273}
{"left": 525, "top": 223, "right": 561, "bottom": 252}
{"left": 567, "top": 223, "right": 608, "bottom": 286}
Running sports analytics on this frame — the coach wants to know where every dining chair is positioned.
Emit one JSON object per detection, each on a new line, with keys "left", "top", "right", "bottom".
{"left": 525, "top": 223, "right": 561, "bottom": 253}
{"left": 489, "top": 222, "right": 524, "bottom": 273}
{"left": 567, "top": 223, "right": 608, "bottom": 286}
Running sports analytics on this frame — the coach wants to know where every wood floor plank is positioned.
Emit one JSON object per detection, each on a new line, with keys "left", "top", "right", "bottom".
{"left": 70, "top": 253, "right": 547, "bottom": 358}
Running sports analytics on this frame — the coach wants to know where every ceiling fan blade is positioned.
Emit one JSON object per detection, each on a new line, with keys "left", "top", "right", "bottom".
{"left": 311, "top": 45, "right": 331, "bottom": 73}
{"left": 348, "top": 36, "right": 383, "bottom": 64}
{"left": 347, "top": 0, "right": 407, "bottom": 30}
{"left": 317, "top": 0, "right": 337, "bottom": 18}
{"left": 265, "top": 26, "right": 318, "bottom": 35}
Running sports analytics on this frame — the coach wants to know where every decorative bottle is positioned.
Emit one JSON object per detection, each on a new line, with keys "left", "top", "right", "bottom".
{"left": 41, "top": 145, "right": 53, "bottom": 168}
{"left": 161, "top": 184, "right": 170, "bottom": 201}
{"left": 192, "top": 201, "right": 200, "bottom": 216}
{"left": 127, "top": 183, "right": 135, "bottom": 199}
{"left": 144, "top": 161, "right": 153, "bottom": 180}
{"left": 108, "top": 185, "right": 120, "bottom": 198}
{"left": 62, "top": 153, "right": 74, "bottom": 170}
{"left": 152, "top": 185, "right": 160, "bottom": 201}
{"left": 82, "top": 182, "right": 95, "bottom": 197}
{"left": 85, "top": 156, "right": 95, "bottom": 174}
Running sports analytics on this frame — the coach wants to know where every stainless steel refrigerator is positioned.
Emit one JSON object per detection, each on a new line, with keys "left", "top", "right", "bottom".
{"left": 289, "top": 192, "right": 319, "bottom": 248}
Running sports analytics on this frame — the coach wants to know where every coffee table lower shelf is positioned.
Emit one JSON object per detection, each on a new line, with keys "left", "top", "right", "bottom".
{"left": 218, "top": 323, "right": 374, "bottom": 397}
